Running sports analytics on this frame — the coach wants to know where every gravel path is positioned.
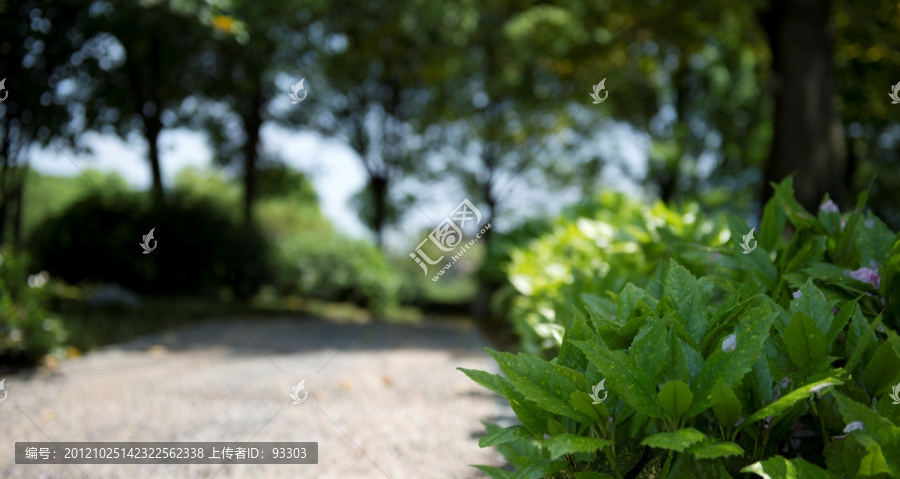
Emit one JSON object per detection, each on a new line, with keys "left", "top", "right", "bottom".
{"left": 1, "top": 317, "right": 510, "bottom": 478}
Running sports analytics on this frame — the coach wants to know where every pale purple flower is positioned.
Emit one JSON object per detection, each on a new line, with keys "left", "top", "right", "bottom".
{"left": 841, "top": 218, "right": 847, "bottom": 230}
{"left": 722, "top": 334, "right": 737, "bottom": 352}
{"left": 734, "top": 417, "right": 745, "bottom": 427}
{"left": 820, "top": 200, "right": 839, "bottom": 214}
{"left": 809, "top": 382, "right": 834, "bottom": 398}
{"left": 843, "top": 422, "right": 863, "bottom": 433}
{"left": 780, "top": 377, "right": 793, "bottom": 389}
{"left": 848, "top": 267, "right": 881, "bottom": 289}
{"left": 792, "top": 290, "right": 802, "bottom": 299}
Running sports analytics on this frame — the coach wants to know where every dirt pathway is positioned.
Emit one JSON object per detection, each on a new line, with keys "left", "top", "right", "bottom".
{"left": 1, "top": 317, "right": 509, "bottom": 478}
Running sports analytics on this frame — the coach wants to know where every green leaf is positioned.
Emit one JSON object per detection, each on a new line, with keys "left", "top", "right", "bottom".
{"left": 688, "top": 440, "right": 745, "bottom": 459}
{"left": 742, "top": 456, "right": 839, "bottom": 478}
{"left": 658, "top": 261, "right": 712, "bottom": 344}
{"left": 573, "top": 340, "right": 663, "bottom": 418}
{"left": 833, "top": 393, "right": 900, "bottom": 476}
{"left": 510, "top": 459, "right": 567, "bottom": 479}
{"left": 641, "top": 428, "right": 706, "bottom": 452}
{"left": 745, "top": 374, "right": 844, "bottom": 424}
{"left": 771, "top": 177, "right": 823, "bottom": 232}
{"left": 863, "top": 341, "right": 900, "bottom": 398}
{"left": 479, "top": 425, "right": 531, "bottom": 448}
{"left": 664, "top": 326, "right": 691, "bottom": 383}
{"left": 572, "top": 472, "right": 615, "bottom": 479}
{"left": 688, "top": 311, "right": 775, "bottom": 416}
{"left": 628, "top": 317, "right": 670, "bottom": 382}
{"left": 783, "top": 312, "right": 829, "bottom": 376}
{"left": 858, "top": 449, "right": 890, "bottom": 477}
{"left": 658, "top": 380, "right": 693, "bottom": 420}
{"left": 544, "top": 434, "right": 611, "bottom": 460}
{"left": 710, "top": 379, "right": 742, "bottom": 428}
{"left": 472, "top": 465, "right": 513, "bottom": 479}
{"left": 825, "top": 296, "right": 861, "bottom": 347}
{"left": 846, "top": 310, "right": 883, "bottom": 375}
{"left": 459, "top": 367, "right": 506, "bottom": 397}
{"left": 789, "top": 278, "right": 832, "bottom": 335}
{"left": 570, "top": 391, "right": 605, "bottom": 422}
{"left": 489, "top": 349, "right": 591, "bottom": 423}
{"left": 759, "top": 194, "right": 787, "bottom": 251}
{"left": 547, "top": 418, "right": 566, "bottom": 436}
{"left": 500, "top": 379, "right": 551, "bottom": 437}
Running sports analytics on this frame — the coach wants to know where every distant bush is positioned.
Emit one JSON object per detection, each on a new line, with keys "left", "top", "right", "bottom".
{"left": 27, "top": 193, "right": 270, "bottom": 299}
{"left": 0, "top": 247, "right": 66, "bottom": 367}
{"left": 273, "top": 233, "right": 404, "bottom": 312}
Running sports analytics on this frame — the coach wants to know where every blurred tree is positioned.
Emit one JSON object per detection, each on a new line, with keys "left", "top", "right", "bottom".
{"left": 303, "top": 0, "right": 449, "bottom": 248}
{"left": 0, "top": 0, "right": 91, "bottom": 245}
{"left": 78, "top": 0, "right": 218, "bottom": 207}
{"left": 186, "top": 0, "right": 324, "bottom": 225}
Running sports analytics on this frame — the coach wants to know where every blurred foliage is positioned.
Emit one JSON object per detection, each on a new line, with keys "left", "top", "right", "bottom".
{"left": 27, "top": 192, "right": 270, "bottom": 299}
{"left": 0, "top": 247, "right": 66, "bottom": 368}
{"left": 505, "top": 190, "right": 730, "bottom": 354}
{"left": 466, "top": 179, "right": 900, "bottom": 478}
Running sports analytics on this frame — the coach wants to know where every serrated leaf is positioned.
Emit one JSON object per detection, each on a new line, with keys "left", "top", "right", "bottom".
{"left": 479, "top": 425, "right": 532, "bottom": 448}
{"left": 710, "top": 379, "right": 742, "bottom": 428}
{"left": 543, "top": 434, "right": 611, "bottom": 460}
{"left": 472, "top": 465, "right": 513, "bottom": 479}
{"left": 628, "top": 317, "right": 669, "bottom": 382}
{"left": 833, "top": 393, "right": 900, "bottom": 476}
{"left": 745, "top": 374, "right": 844, "bottom": 423}
{"left": 573, "top": 340, "right": 663, "bottom": 418}
{"left": 863, "top": 341, "right": 900, "bottom": 398}
{"left": 858, "top": 449, "right": 889, "bottom": 477}
{"left": 742, "top": 456, "right": 838, "bottom": 478}
{"left": 489, "top": 349, "right": 591, "bottom": 423}
{"left": 570, "top": 391, "right": 604, "bottom": 422}
{"left": 500, "top": 378, "right": 551, "bottom": 437}
{"left": 789, "top": 279, "right": 832, "bottom": 335}
{"left": 459, "top": 367, "right": 506, "bottom": 397}
{"left": 783, "top": 312, "right": 828, "bottom": 376}
{"left": 688, "top": 311, "right": 775, "bottom": 416}
{"left": 658, "top": 380, "right": 693, "bottom": 419}
{"left": 688, "top": 440, "right": 745, "bottom": 459}
{"left": 658, "top": 261, "right": 711, "bottom": 343}
{"left": 641, "top": 428, "right": 706, "bottom": 452}
{"left": 846, "top": 310, "right": 883, "bottom": 375}
{"left": 510, "top": 459, "right": 567, "bottom": 479}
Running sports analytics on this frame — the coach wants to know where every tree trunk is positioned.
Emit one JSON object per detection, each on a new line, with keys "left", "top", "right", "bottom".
{"left": 759, "top": 0, "right": 845, "bottom": 212}
{"left": 370, "top": 175, "right": 388, "bottom": 248}
{"left": 145, "top": 114, "right": 165, "bottom": 207}
{"left": 242, "top": 82, "right": 263, "bottom": 225}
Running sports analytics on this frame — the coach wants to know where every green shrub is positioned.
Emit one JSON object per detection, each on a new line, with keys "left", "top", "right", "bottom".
{"left": 505, "top": 191, "right": 730, "bottom": 354}
{"left": 0, "top": 247, "right": 66, "bottom": 367}
{"left": 273, "top": 233, "right": 405, "bottom": 312}
{"left": 463, "top": 179, "right": 900, "bottom": 478}
{"left": 27, "top": 193, "right": 270, "bottom": 299}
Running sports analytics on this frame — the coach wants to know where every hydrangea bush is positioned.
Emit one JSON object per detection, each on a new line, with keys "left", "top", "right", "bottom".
{"left": 463, "top": 179, "right": 900, "bottom": 478}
